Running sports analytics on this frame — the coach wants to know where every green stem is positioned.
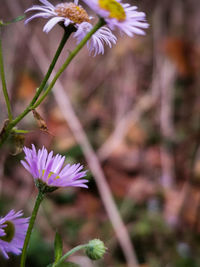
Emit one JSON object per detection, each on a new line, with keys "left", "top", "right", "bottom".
{"left": 29, "top": 26, "right": 75, "bottom": 107}
{"left": 0, "top": 27, "right": 13, "bottom": 121}
{"left": 53, "top": 244, "right": 88, "bottom": 267}
{"left": 20, "top": 191, "right": 44, "bottom": 267}
{"left": 0, "top": 28, "right": 72, "bottom": 147}
{"left": 13, "top": 27, "right": 73, "bottom": 124}
{"left": 33, "top": 18, "right": 105, "bottom": 109}
{"left": 0, "top": 20, "right": 104, "bottom": 147}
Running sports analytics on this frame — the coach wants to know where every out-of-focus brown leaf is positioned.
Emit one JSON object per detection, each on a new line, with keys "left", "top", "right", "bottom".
{"left": 47, "top": 107, "right": 76, "bottom": 151}
{"left": 162, "top": 38, "right": 195, "bottom": 78}
{"left": 17, "top": 72, "right": 38, "bottom": 100}
{"left": 32, "top": 109, "right": 49, "bottom": 133}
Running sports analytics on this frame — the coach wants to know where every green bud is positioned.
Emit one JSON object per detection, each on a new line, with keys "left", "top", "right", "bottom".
{"left": 85, "top": 239, "right": 106, "bottom": 260}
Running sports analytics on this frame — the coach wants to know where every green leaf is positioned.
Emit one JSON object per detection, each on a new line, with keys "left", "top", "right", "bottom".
{"left": 0, "top": 15, "right": 25, "bottom": 26}
{"left": 54, "top": 232, "right": 63, "bottom": 263}
{"left": 9, "top": 15, "right": 25, "bottom": 24}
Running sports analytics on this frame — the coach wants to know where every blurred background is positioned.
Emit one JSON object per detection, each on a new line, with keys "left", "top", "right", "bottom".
{"left": 1, "top": 0, "right": 200, "bottom": 266}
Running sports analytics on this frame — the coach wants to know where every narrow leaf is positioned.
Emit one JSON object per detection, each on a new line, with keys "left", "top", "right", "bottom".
{"left": 9, "top": 15, "right": 25, "bottom": 24}
{"left": 0, "top": 15, "right": 25, "bottom": 26}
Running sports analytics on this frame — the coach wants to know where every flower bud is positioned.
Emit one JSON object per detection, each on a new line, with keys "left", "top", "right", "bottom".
{"left": 85, "top": 239, "right": 106, "bottom": 260}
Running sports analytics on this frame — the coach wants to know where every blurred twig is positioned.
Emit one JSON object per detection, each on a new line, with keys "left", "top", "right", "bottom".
{"left": 159, "top": 60, "right": 176, "bottom": 189}
{"left": 152, "top": 3, "right": 176, "bottom": 189}
{"left": 97, "top": 94, "right": 154, "bottom": 161}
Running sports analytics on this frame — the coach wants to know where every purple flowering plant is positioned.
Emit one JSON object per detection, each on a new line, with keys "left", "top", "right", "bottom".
{"left": 0, "top": 0, "right": 148, "bottom": 266}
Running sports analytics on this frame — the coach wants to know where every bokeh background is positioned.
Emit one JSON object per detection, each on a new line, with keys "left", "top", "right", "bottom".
{"left": 1, "top": 0, "right": 200, "bottom": 266}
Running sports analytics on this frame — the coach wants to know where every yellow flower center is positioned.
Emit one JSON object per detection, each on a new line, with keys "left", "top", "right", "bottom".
{"left": 0, "top": 221, "right": 15, "bottom": 243}
{"left": 99, "top": 0, "right": 126, "bottom": 21}
{"left": 55, "top": 3, "right": 90, "bottom": 24}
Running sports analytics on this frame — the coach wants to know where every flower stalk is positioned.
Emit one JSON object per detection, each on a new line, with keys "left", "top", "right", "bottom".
{"left": 20, "top": 191, "right": 45, "bottom": 267}
{"left": 32, "top": 18, "right": 105, "bottom": 109}
{"left": 0, "top": 27, "right": 73, "bottom": 147}
{"left": 30, "top": 24, "right": 76, "bottom": 106}
{"left": 0, "top": 19, "right": 105, "bottom": 148}
{"left": 53, "top": 244, "right": 88, "bottom": 267}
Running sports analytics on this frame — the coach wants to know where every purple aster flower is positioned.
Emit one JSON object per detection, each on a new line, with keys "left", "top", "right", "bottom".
{"left": 83, "top": 0, "right": 149, "bottom": 37}
{"left": 25, "top": 0, "right": 117, "bottom": 56}
{"left": 0, "top": 210, "right": 29, "bottom": 259}
{"left": 21, "top": 144, "right": 88, "bottom": 190}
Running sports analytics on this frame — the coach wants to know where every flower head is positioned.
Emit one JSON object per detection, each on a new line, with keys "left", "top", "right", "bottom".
{"left": 25, "top": 0, "right": 117, "bottom": 56}
{"left": 21, "top": 144, "right": 88, "bottom": 191}
{"left": 0, "top": 210, "right": 29, "bottom": 259}
{"left": 83, "top": 0, "right": 149, "bottom": 37}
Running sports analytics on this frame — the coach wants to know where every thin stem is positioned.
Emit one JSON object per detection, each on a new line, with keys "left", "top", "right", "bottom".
{"left": 53, "top": 244, "right": 88, "bottom": 267}
{"left": 29, "top": 26, "right": 75, "bottom": 107}
{"left": 0, "top": 28, "right": 72, "bottom": 147}
{"left": 0, "top": 20, "right": 104, "bottom": 147}
{"left": 20, "top": 191, "right": 44, "bottom": 267}
{"left": 0, "top": 27, "right": 13, "bottom": 120}
{"left": 13, "top": 28, "right": 73, "bottom": 124}
{"left": 33, "top": 19, "right": 105, "bottom": 109}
